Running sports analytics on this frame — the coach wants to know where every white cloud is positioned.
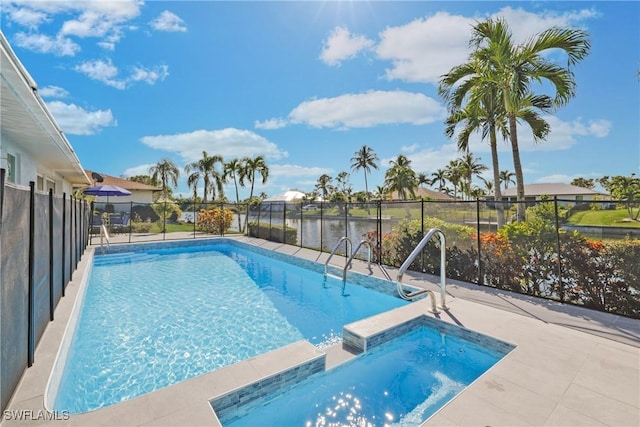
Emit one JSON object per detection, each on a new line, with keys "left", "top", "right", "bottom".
{"left": 319, "top": 26, "right": 373, "bottom": 66}
{"left": 254, "top": 118, "right": 288, "bottom": 130}
{"left": 75, "top": 59, "right": 168, "bottom": 89}
{"left": 121, "top": 164, "right": 156, "bottom": 178}
{"left": 494, "top": 6, "right": 599, "bottom": 44}
{"left": 383, "top": 142, "right": 460, "bottom": 174}
{"left": 374, "top": 7, "right": 600, "bottom": 84}
{"left": 6, "top": 0, "right": 143, "bottom": 54}
{"left": 376, "top": 12, "right": 474, "bottom": 83}
{"left": 289, "top": 90, "right": 445, "bottom": 129}
{"left": 401, "top": 144, "right": 419, "bottom": 154}
{"left": 46, "top": 101, "right": 116, "bottom": 135}
{"left": 130, "top": 65, "right": 169, "bottom": 84}
{"left": 150, "top": 10, "right": 187, "bottom": 32}
{"left": 140, "top": 128, "right": 289, "bottom": 163}
{"left": 39, "top": 85, "right": 69, "bottom": 98}
{"left": 14, "top": 32, "right": 80, "bottom": 56}
{"left": 269, "top": 164, "right": 333, "bottom": 178}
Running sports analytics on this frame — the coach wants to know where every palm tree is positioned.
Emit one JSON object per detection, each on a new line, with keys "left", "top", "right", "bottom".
{"left": 440, "top": 58, "right": 509, "bottom": 224}
{"left": 224, "top": 158, "right": 247, "bottom": 230}
{"left": 350, "top": 145, "right": 379, "bottom": 201}
{"left": 384, "top": 155, "right": 417, "bottom": 200}
{"left": 186, "top": 170, "right": 201, "bottom": 202}
{"left": 444, "top": 159, "right": 464, "bottom": 199}
{"left": 244, "top": 155, "right": 269, "bottom": 202}
{"left": 500, "top": 170, "right": 516, "bottom": 190}
{"left": 149, "top": 158, "right": 179, "bottom": 200}
{"left": 315, "top": 174, "right": 333, "bottom": 201}
{"left": 469, "top": 18, "right": 590, "bottom": 221}
{"left": 459, "top": 152, "right": 488, "bottom": 200}
{"left": 184, "top": 151, "right": 224, "bottom": 204}
{"left": 430, "top": 168, "right": 448, "bottom": 192}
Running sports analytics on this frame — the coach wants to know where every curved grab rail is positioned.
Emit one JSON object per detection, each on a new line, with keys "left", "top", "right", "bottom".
{"left": 396, "top": 228, "right": 447, "bottom": 310}
{"left": 339, "top": 240, "right": 372, "bottom": 294}
{"left": 324, "top": 236, "right": 352, "bottom": 278}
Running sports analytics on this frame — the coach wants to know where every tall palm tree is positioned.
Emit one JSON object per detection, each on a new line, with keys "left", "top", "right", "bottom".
{"left": 149, "top": 158, "right": 179, "bottom": 200}
{"left": 440, "top": 59, "right": 509, "bottom": 224}
{"left": 469, "top": 18, "right": 590, "bottom": 221}
{"left": 224, "top": 158, "right": 247, "bottom": 230}
{"left": 500, "top": 170, "right": 516, "bottom": 190}
{"left": 184, "top": 151, "right": 224, "bottom": 204}
{"left": 350, "top": 145, "right": 379, "bottom": 201}
{"left": 384, "top": 155, "right": 417, "bottom": 200}
{"left": 244, "top": 155, "right": 269, "bottom": 202}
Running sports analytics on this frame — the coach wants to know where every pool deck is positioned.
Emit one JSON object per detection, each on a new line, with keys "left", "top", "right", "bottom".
{"left": 2, "top": 234, "right": 639, "bottom": 427}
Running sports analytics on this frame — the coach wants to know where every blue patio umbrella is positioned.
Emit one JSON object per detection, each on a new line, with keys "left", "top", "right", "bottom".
{"left": 83, "top": 184, "right": 131, "bottom": 205}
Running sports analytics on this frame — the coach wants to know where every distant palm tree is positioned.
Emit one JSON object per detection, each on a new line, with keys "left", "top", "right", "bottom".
{"left": 224, "top": 158, "right": 247, "bottom": 230}
{"left": 444, "top": 159, "right": 464, "bottom": 199}
{"left": 459, "top": 152, "right": 488, "bottom": 200}
{"left": 184, "top": 151, "right": 224, "bottom": 204}
{"left": 315, "top": 174, "right": 333, "bottom": 201}
{"left": 149, "top": 158, "right": 179, "bottom": 200}
{"left": 500, "top": 170, "right": 516, "bottom": 190}
{"left": 430, "top": 168, "right": 448, "bottom": 192}
{"left": 350, "top": 145, "right": 379, "bottom": 201}
{"left": 384, "top": 155, "right": 417, "bottom": 200}
{"left": 186, "top": 170, "right": 201, "bottom": 202}
{"left": 244, "top": 155, "right": 269, "bottom": 202}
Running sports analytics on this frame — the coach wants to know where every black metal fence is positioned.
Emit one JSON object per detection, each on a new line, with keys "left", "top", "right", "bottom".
{"left": 0, "top": 170, "right": 89, "bottom": 412}
{"left": 89, "top": 197, "right": 640, "bottom": 320}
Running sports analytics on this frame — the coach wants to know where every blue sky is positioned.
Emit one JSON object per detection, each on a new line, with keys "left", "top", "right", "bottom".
{"left": 3, "top": 1, "right": 639, "bottom": 199}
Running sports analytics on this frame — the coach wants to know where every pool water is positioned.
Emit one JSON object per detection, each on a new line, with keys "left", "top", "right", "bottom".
{"left": 222, "top": 325, "right": 511, "bottom": 427}
{"left": 51, "top": 241, "right": 407, "bottom": 414}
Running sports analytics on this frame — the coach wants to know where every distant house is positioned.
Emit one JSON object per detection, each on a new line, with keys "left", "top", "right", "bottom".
{"left": 389, "top": 187, "right": 456, "bottom": 201}
{"left": 84, "top": 170, "right": 161, "bottom": 210}
{"left": 0, "top": 32, "right": 90, "bottom": 193}
{"left": 501, "top": 183, "right": 610, "bottom": 204}
{"left": 262, "top": 190, "right": 306, "bottom": 211}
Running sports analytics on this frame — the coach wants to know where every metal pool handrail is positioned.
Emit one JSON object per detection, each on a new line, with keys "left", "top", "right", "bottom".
{"left": 324, "top": 237, "right": 352, "bottom": 290}
{"left": 396, "top": 228, "right": 447, "bottom": 311}
{"left": 100, "top": 224, "right": 110, "bottom": 254}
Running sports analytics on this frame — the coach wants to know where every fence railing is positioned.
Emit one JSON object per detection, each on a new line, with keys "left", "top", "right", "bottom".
{"left": 0, "top": 170, "right": 89, "bottom": 412}
{"left": 95, "top": 197, "right": 638, "bottom": 319}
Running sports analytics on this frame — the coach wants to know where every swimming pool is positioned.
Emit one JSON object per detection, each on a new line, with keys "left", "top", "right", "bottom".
{"left": 46, "top": 239, "right": 408, "bottom": 414}
{"left": 217, "top": 319, "right": 514, "bottom": 426}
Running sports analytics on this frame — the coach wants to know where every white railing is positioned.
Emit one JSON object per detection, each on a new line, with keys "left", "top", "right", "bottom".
{"left": 396, "top": 228, "right": 447, "bottom": 312}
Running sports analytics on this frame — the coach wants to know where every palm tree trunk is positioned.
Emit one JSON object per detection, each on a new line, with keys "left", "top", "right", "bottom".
{"left": 509, "top": 115, "right": 526, "bottom": 222}
{"left": 489, "top": 129, "right": 505, "bottom": 228}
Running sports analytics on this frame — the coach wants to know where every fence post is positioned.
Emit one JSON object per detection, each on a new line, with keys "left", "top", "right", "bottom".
{"left": 49, "top": 189, "right": 54, "bottom": 321}
{"left": 320, "top": 201, "right": 324, "bottom": 253}
{"left": 476, "top": 198, "right": 483, "bottom": 285}
{"left": 68, "top": 195, "right": 73, "bottom": 277}
{"left": 268, "top": 203, "right": 273, "bottom": 241}
{"left": 377, "top": 200, "right": 381, "bottom": 264}
{"left": 61, "top": 193, "right": 66, "bottom": 297}
{"left": 299, "top": 201, "right": 303, "bottom": 248}
{"left": 28, "top": 182, "right": 35, "bottom": 367}
{"left": 283, "top": 202, "right": 287, "bottom": 243}
{"left": 554, "top": 196, "right": 563, "bottom": 302}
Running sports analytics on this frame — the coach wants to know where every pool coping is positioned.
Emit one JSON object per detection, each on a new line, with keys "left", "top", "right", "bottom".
{"left": 2, "top": 235, "right": 639, "bottom": 426}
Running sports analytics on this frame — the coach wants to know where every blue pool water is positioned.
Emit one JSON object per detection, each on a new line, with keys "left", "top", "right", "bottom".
{"left": 51, "top": 240, "right": 408, "bottom": 413}
{"left": 222, "top": 325, "right": 511, "bottom": 427}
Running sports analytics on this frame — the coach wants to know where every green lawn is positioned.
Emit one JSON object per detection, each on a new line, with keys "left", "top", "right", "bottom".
{"left": 567, "top": 208, "right": 640, "bottom": 228}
